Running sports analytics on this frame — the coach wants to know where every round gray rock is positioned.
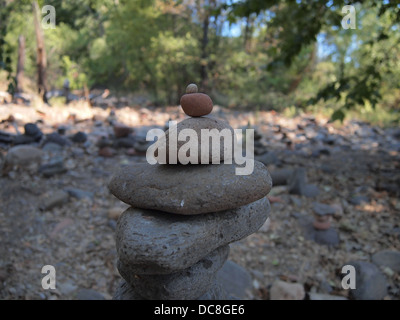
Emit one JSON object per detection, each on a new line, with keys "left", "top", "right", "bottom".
{"left": 371, "top": 250, "right": 400, "bottom": 272}
{"left": 116, "top": 197, "right": 270, "bottom": 274}
{"left": 118, "top": 245, "right": 229, "bottom": 300}
{"left": 152, "top": 116, "right": 235, "bottom": 164}
{"left": 109, "top": 161, "right": 272, "bottom": 215}
{"left": 4, "top": 145, "right": 43, "bottom": 167}
{"left": 346, "top": 261, "right": 388, "bottom": 300}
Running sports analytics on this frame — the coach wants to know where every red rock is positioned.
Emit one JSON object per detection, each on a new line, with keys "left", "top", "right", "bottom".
{"left": 180, "top": 93, "right": 213, "bottom": 117}
{"left": 113, "top": 124, "right": 132, "bottom": 138}
{"left": 99, "top": 146, "right": 116, "bottom": 157}
{"left": 125, "top": 148, "right": 137, "bottom": 156}
{"left": 313, "top": 219, "right": 331, "bottom": 230}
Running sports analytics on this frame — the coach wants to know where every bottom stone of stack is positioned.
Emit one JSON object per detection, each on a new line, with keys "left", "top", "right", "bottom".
{"left": 117, "top": 245, "right": 229, "bottom": 300}
{"left": 113, "top": 280, "right": 229, "bottom": 300}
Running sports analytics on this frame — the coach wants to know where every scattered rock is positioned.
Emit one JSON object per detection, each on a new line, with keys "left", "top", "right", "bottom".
{"left": 109, "top": 161, "right": 272, "bottom": 215}
{"left": 64, "top": 187, "right": 93, "bottom": 200}
{"left": 270, "top": 169, "right": 294, "bottom": 186}
{"left": 42, "top": 142, "right": 63, "bottom": 153}
{"left": 99, "top": 146, "right": 116, "bottom": 157}
{"left": 57, "top": 281, "right": 77, "bottom": 295}
{"left": 309, "top": 293, "right": 347, "bottom": 300}
{"left": 13, "top": 134, "right": 35, "bottom": 145}
{"left": 255, "top": 152, "right": 279, "bottom": 166}
{"left": 299, "top": 217, "right": 340, "bottom": 246}
{"left": 24, "top": 123, "right": 42, "bottom": 141}
{"left": 216, "top": 260, "right": 252, "bottom": 299}
{"left": 313, "top": 202, "right": 336, "bottom": 216}
{"left": 371, "top": 250, "right": 400, "bottom": 273}
{"left": 288, "top": 167, "right": 319, "bottom": 198}
{"left": 313, "top": 219, "right": 331, "bottom": 231}
{"left": 313, "top": 228, "right": 340, "bottom": 246}
{"left": 113, "top": 137, "right": 135, "bottom": 148}
{"left": 70, "top": 131, "right": 87, "bottom": 143}
{"left": 40, "top": 190, "right": 69, "bottom": 211}
{"left": 346, "top": 261, "right": 388, "bottom": 300}
{"left": 76, "top": 289, "right": 105, "bottom": 300}
{"left": 349, "top": 195, "right": 369, "bottom": 205}
{"left": 39, "top": 157, "right": 67, "bottom": 177}
{"left": 44, "top": 132, "right": 71, "bottom": 147}
{"left": 270, "top": 280, "right": 305, "bottom": 300}
{"left": 4, "top": 145, "right": 42, "bottom": 167}
{"left": 113, "top": 124, "right": 132, "bottom": 138}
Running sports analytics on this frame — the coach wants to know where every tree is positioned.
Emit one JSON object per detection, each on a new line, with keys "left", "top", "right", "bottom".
{"left": 33, "top": 0, "right": 48, "bottom": 103}
{"left": 225, "top": 0, "right": 400, "bottom": 121}
{"left": 15, "top": 35, "right": 25, "bottom": 93}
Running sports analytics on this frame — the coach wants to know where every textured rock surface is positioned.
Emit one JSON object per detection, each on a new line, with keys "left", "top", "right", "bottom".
{"left": 152, "top": 117, "right": 235, "bottom": 164}
{"left": 113, "top": 280, "right": 229, "bottom": 300}
{"left": 113, "top": 280, "right": 141, "bottom": 300}
{"left": 116, "top": 197, "right": 270, "bottom": 274}
{"left": 109, "top": 161, "right": 272, "bottom": 215}
{"left": 118, "top": 245, "right": 229, "bottom": 300}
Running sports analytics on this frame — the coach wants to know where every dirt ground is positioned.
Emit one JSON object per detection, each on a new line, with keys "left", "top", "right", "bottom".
{"left": 0, "top": 101, "right": 399, "bottom": 300}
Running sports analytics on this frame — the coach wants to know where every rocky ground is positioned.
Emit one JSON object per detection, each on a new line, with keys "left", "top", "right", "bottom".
{"left": 0, "top": 100, "right": 399, "bottom": 300}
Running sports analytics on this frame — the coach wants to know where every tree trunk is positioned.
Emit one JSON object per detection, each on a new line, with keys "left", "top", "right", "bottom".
{"left": 16, "top": 35, "right": 25, "bottom": 93}
{"left": 200, "top": 13, "right": 209, "bottom": 91}
{"left": 33, "top": 1, "right": 48, "bottom": 103}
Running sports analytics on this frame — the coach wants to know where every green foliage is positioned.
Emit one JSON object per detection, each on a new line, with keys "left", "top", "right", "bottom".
{"left": 0, "top": 0, "right": 399, "bottom": 125}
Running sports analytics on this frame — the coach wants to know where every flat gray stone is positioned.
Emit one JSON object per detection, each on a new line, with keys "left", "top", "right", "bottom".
{"left": 371, "top": 250, "right": 400, "bottom": 272}
{"left": 312, "top": 202, "right": 336, "bottom": 216}
{"left": 116, "top": 197, "right": 270, "bottom": 274}
{"left": 109, "top": 161, "right": 272, "bottom": 215}
{"left": 216, "top": 261, "right": 252, "bottom": 299}
{"left": 113, "top": 280, "right": 229, "bottom": 300}
{"left": 118, "top": 245, "right": 229, "bottom": 300}
{"left": 5, "top": 145, "right": 42, "bottom": 167}
{"left": 39, "top": 190, "right": 69, "bottom": 211}
{"left": 152, "top": 116, "right": 235, "bottom": 164}
{"left": 346, "top": 261, "right": 388, "bottom": 300}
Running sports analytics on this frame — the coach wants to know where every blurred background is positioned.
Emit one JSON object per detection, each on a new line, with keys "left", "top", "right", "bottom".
{"left": 1, "top": 0, "right": 399, "bottom": 124}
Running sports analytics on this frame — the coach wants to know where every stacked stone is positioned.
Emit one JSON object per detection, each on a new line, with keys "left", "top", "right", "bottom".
{"left": 109, "top": 84, "right": 273, "bottom": 300}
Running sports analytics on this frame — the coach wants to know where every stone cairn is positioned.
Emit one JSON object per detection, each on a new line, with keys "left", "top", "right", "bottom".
{"left": 108, "top": 84, "right": 273, "bottom": 300}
